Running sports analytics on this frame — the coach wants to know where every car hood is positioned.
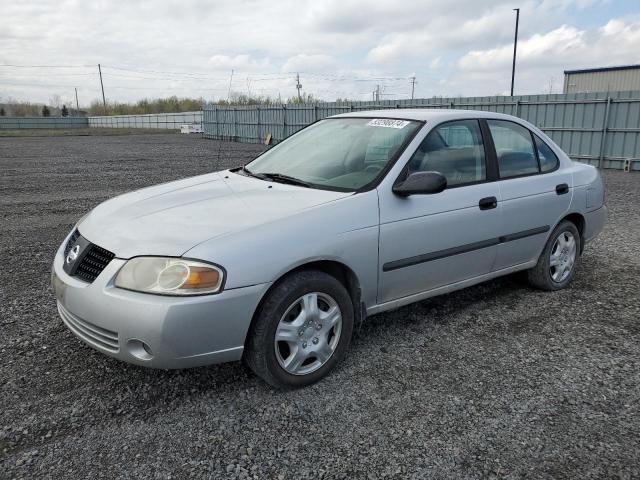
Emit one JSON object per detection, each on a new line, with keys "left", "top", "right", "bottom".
{"left": 78, "top": 171, "right": 352, "bottom": 258}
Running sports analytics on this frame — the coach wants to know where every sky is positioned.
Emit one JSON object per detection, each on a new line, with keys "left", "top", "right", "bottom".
{"left": 1, "top": 0, "right": 639, "bottom": 107}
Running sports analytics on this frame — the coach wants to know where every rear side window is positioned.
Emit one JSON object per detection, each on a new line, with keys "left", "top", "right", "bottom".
{"left": 488, "top": 120, "right": 539, "bottom": 178}
{"left": 407, "top": 120, "right": 486, "bottom": 187}
{"left": 534, "top": 134, "right": 559, "bottom": 172}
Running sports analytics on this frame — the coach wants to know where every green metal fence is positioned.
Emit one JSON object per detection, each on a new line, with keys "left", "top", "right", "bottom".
{"left": 203, "top": 90, "right": 640, "bottom": 170}
{"left": 88, "top": 112, "right": 201, "bottom": 129}
{"left": 0, "top": 117, "right": 88, "bottom": 129}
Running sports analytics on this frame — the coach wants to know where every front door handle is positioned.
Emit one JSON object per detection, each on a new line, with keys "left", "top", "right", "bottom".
{"left": 479, "top": 196, "right": 498, "bottom": 210}
{"left": 556, "top": 183, "right": 569, "bottom": 195}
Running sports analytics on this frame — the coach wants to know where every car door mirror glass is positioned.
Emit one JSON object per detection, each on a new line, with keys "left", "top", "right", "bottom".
{"left": 393, "top": 171, "right": 447, "bottom": 196}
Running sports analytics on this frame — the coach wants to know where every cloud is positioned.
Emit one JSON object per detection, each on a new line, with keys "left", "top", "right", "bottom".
{"left": 282, "top": 54, "right": 338, "bottom": 73}
{"left": 429, "top": 57, "right": 443, "bottom": 69}
{"left": 208, "top": 54, "right": 271, "bottom": 71}
{"left": 452, "top": 16, "right": 640, "bottom": 94}
{"left": 457, "top": 25, "right": 586, "bottom": 71}
{"left": 0, "top": 0, "right": 635, "bottom": 104}
{"left": 363, "top": 0, "right": 610, "bottom": 65}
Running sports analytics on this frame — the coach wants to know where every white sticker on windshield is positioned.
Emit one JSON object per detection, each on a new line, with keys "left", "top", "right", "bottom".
{"left": 367, "top": 118, "right": 410, "bottom": 129}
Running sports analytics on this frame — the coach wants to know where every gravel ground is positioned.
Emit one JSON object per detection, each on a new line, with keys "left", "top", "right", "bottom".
{"left": 1, "top": 134, "right": 639, "bottom": 479}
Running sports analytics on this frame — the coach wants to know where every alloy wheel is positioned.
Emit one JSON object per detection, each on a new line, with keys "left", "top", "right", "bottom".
{"left": 274, "top": 292, "right": 342, "bottom": 375}
{"left": 549, "top": 230, "right": 577, "bottom": 282}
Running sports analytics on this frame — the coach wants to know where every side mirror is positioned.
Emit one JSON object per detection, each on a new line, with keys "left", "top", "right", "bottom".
{"left": 393, "top": 171, "right": 447, "bottom": 196}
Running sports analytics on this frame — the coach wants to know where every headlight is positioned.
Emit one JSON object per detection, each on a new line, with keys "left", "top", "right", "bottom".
{"left": 114, "top": 257, "right": 225, "bottom": 296}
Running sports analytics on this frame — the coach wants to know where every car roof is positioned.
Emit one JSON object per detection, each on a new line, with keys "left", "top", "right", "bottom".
{"left": 331, "top": 108, "right": 521, "bottom": 123}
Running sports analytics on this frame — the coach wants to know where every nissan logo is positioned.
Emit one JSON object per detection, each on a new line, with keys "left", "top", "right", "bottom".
{"left": 66, "top": 245, "right": 81, "bottom": 264}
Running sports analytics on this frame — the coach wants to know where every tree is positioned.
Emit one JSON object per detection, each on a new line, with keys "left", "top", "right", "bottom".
{"left": 0, "top": 107, "right": 5, "bottom": 116}
{"left": 287, "top": 93, "right": 317, "bottom": 105}
{"left": 42, "top": 105, "right": 51, "bottom": 117}
{"left": 50, "top": 94, "right": 61, "bottom": 108}
{"left": 61, "top": 104, "right": 69, "bottom": 117}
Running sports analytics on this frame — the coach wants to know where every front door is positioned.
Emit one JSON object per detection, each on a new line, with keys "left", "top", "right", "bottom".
{"left": 378, "top": 119, "right": 501, "bottom": 304}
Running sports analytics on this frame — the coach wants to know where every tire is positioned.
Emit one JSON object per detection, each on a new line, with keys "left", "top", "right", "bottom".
{"left": 243, "top": 270, "right": 354, "bottom": 389}
{"left": 527, "top": 220, "right": 581, "bottom": 291}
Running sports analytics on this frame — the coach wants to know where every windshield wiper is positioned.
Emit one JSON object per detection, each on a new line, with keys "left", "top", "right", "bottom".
{"left": 259, "top": 172, "right": 312, "bottom": 188}
{"left": 236, "top": 167, "right": 311, "bottom": 188}
{"left": 237, "top": 166, "right": 266, "bottom": 179}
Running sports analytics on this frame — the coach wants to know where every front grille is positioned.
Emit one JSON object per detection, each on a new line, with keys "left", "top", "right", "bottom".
{"left": 57, "top": 302, "right": 119, "bottom": 352}
{"left": 63, "top": 229, "right": 115, "bottom": 283}
{"left": 74, "top": 244, "right": 115, "bottom": 283}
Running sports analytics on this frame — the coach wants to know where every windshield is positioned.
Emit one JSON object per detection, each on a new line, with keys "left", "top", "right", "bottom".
{"left": 243, "top": 118, "right": 422, "bottom": 191}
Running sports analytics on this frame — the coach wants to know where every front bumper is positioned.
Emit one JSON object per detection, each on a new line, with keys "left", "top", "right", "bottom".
{"left": 51, "top": 238, "right": 271, "bottom": 369}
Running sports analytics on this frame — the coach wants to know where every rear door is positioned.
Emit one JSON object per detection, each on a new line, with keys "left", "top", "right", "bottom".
{"left": 484, "top": 119, "right": 572, "bottom": 270}
{"left": 377, "top": 119, "right": 501, "bottom": 303}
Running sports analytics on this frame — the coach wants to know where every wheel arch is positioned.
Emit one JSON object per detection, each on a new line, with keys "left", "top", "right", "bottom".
{"left": 243, "top": 259, "right": 364, "bottom": 349}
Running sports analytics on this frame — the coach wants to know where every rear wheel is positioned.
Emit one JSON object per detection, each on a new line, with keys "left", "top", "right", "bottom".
{"left": 244, "top": 270, "right": 354, "bottom": 388}
{"left": 527, "top": 220, "right": 581, "bottom": 291}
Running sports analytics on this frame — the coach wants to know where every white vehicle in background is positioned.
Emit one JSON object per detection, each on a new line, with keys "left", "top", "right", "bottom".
{"left": 180, "top": 123, "right": 203, "bottom": 134}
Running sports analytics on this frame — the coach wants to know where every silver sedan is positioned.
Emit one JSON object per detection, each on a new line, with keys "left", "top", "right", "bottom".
{"left": 52, "top": 109, "right": 607, "bottom": 388}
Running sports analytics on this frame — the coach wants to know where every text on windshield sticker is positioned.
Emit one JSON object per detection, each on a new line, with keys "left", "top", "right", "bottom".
{"left": 367, "top": 119, "right": 410, "bottom": 129}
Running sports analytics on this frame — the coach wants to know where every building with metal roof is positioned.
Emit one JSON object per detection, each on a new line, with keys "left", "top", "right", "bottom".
{"left": 563, "top": 64, "right": 640, "bottom": 93}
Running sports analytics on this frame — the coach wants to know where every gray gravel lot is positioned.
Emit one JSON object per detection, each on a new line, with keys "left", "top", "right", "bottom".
{"left": 1, "top": 133, "right": 639, "bottom": 479}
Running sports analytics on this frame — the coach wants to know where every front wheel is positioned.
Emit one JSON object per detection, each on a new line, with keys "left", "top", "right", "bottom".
{"left": 243, "top": 270, "right": 354, "bottom": 389}
{"left": 527, "top": 220, "right": 581, "bottom": 291}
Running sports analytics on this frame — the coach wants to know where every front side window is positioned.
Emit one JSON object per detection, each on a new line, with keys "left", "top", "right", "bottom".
{"left": 244, "top": 118, "right": 421, "bottom": 191}
{"left": 534, "top": 134, "right": 559, "bottom": 172}
{"left": 488, "top": 120, "right": 539, "bottom": 178}
{"left": 407, "top": 119, "right": 486, "bottom": 187}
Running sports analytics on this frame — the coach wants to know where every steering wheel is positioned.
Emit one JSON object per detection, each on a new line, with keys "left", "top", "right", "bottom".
{"left": 364, "top": 164, "right": 383, "bottom": 174}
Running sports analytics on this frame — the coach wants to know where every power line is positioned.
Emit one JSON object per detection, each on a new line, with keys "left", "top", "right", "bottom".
{"left": 0, "top": 72, "right": 97, "bottom": 77}
{"left": 1, "top": 63, "right": 413, "bottom": 86}
{"left": 0, "top": 63, "right": 95, "bottom": 68}
{"left": 0, "top": 61, "right": 418, "bottom": 103}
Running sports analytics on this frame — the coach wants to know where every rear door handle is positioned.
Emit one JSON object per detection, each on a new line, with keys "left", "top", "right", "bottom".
{"left": 556, "top": 183, "right": 569, "bottom": 195}
{"left": 479, "top": 196, "right": 498, "bottom": 210}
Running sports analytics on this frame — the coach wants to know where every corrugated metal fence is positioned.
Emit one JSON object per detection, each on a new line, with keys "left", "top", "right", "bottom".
{"left": 0, "top": 117, "right": 88, "bottom": 129}
{"left": 0, "top": 112, "right": 201, "bottom": 130}
{"left": 88, "top": 111, "right": 201, "bottom": 129}
{"left": 202, "top": 91, "right": 640, "bottom": 170}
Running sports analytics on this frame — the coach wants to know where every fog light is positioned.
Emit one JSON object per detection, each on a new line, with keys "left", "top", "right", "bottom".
{"left": 127, "top": 339, "right": 153, "bottom": 361}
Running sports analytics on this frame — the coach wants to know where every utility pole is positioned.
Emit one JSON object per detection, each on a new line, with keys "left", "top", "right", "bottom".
{"left": 98, "top": 64, "right": 106, "bottom": 114}
{"left": 295, "top": 73, "right": 302, "bottom": 102}
{"left": 74, "top": 87, "right": 79, "bottom": 114}
{"left": 410, "top": 76, "right": 416, "bottom": 100}
{"left": 510, "top": 8, "right": 520, "bottom": 97}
